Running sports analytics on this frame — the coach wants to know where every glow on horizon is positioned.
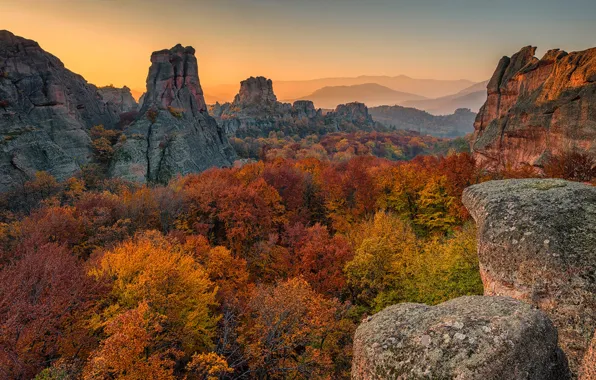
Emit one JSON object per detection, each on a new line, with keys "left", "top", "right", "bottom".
{"left": 3, "top": 0, "right": 596, "bottom": 93}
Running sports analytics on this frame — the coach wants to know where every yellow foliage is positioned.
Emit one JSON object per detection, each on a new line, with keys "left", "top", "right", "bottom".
{"left": 344, "top": 212, "right": 418, "bottom": 305}
{"left": 83, "top": 301, "right": 177, "bottom": 380}
{"left": 185, "top": 352, "right": 232, "bottom": 380}
{"left": 90, "top": 231, "right": 218, "bottom": 353}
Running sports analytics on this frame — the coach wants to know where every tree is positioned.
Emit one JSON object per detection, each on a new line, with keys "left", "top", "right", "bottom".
{"left": 0, "top": 241, "right": 100, "bottom": 379}
{"left": 90, "top": 231, "right": 218, "bottom": 356}
{"left": 238, "top": 278, "right": 344, "bottom": 379}
{"left": 83, "top": 302, "right": 177, "bottom": 380}
{"left": 285, "top": 223, "right": 353, "bottom": 297}
{"left": 415, "top": 175, "right": 457, "bottom": 233}
{"left": 344, "top": 211, "right": 417, "bottom": 310}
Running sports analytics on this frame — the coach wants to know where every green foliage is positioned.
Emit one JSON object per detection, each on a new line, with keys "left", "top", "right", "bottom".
{"left": 372, "top": 223, "right": 483, "bottom": 310}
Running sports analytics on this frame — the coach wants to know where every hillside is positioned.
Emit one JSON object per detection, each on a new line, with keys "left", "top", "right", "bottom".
{"left": 403, "top": 81, "right": 488, "bottom": 115}
{"left": 369, "top": 105, "right": 476, "bottom": 137}
{"left": 296, "top": 83, "right": 425, "bottom": 109}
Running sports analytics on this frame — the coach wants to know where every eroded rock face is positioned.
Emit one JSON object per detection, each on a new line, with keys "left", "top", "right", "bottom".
{"left": 471, "top": 46, "right": 596, "bottom": 170}
{"left": 98, "top": 85, "right": 138, "bottom": 113}
{"left": 352, "top": 296, "right": 569, "bottom": 380}
{"left": 329, "top": 102, "right": 373, "bottom": 124}
{"left": 462, "top": 179, "right": 596, "bottom": 374}
{"left": 109, "top": 44, "right": 235, "bottom": 183}
{"left": 0, "top": 30, "right": 119, "bottom": 191}
{"left": 211, "top": 78, "right": 378, "bottom": 138}
{"left": 234, "top": 76, "right": 277, "bottom": 108}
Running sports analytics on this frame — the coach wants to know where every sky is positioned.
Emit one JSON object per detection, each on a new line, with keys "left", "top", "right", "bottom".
{"left": 3, "top": 0, "right": 596, "bottom": 92}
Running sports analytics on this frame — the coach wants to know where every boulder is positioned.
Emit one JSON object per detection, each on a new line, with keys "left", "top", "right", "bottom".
{"left": 352, "top": 296, "right": 569, "bottom": 380}
{"left": 471, "top": 46, "right": 596, "bottom": 170}
{"left": 0, "top": 30, "right": 119, "bottom": 191}
{"left": 109, "top": 44, "right": 235, "bottom": 183}
{"left": 463, "top": 178, "right": 596, "bottom": 374}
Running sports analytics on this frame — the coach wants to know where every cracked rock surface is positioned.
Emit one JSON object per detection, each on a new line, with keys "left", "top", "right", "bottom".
{"left": 0, "top": 30, "right": 119, "bottom": 191}
{"left": 352, "top": 296, "right": 569, "bottom": 380}
{"left": 109, "top": 44, "right": 236, "bottom": 183}
{"left": 471, "top": 46, "right": 596, "bottom": 171}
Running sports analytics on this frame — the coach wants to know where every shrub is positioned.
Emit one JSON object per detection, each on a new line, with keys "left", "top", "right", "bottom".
{"left": 544, "top": 149, "right": 596, "bottom": 182}
{"left": 167, "top": 106, "right": 183, "bottom": 119}
{"left": 147, "top": 108, "right": 158, "bottom": 123}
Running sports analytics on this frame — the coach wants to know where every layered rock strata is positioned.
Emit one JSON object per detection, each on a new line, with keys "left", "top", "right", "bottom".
{"left": 472, "top": 46, "right": 596, "bottom": 170}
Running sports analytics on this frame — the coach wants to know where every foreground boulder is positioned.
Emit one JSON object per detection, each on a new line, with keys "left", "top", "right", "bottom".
{"left": 463, "top": 179, "right": 596, "bottom": 374}
{"left": 352, "top": 296, "right": 569, "bottom": 380}
{"left": 109, "top": 44, "right": 236, "bottom": 183}
{"left": 471, "top": 46, "right": 596, "bottom": 170}
{"left": 0, "top": 30, "right": 119, "bottom": 191}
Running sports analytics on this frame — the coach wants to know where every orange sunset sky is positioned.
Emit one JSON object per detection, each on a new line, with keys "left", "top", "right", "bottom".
{"left": 3, "top": 0, "right": 596, "bottom": 95}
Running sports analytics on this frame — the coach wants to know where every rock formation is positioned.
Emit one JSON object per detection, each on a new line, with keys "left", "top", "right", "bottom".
{"left": 211, "top": 77, "right": 380, "bottom": 138}
{"left": 463, "top": 179, "right": 596, "bottom": 375}
{"left": 369, "top": 105, "right": 476, "bottom": 137}
{"left": 109, "top": 44, "right": 235, "bottom": 183}
{"left": 234, "top": 76, "right": 277, "bottom": 108}
{"left": 0, "top": 30, "right": 119, "bottom": 192}
{"left": 352, "top": 296, "right": 569, "bottom": 380}
{"left": 98, "top": 85, "right": 138, "bottom": 113}
{"left": 471, "top": 46, "right": 596, "bottom": 170}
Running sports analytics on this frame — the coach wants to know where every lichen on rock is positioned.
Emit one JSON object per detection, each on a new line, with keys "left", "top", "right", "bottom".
{"left": 463, "top": 178, "right": 596, "bottom": 375}
{"left": 352, "top": 296, "right": 569, "bottom": 380}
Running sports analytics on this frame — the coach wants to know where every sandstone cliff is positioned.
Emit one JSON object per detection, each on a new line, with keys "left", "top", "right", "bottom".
{"left": 0, "top": 30, "right": 119, "bottom": 192}
{"left": 211, "top": 77, "right": 381, "bottom": 138}
{"left": 463, "top": 179, "right": 595, "bottom": 376}
{"left": 97, "top": 85, "right": 138, "bottom": 113}
{"left": 471, "top": 46, "right": 596, "bottom": 170}
{"left": 109, "top": 44, "right": 235, "bottom": 183}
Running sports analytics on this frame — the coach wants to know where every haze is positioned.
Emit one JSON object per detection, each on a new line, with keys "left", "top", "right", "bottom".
{"left": 4, "top": 0, "right": 596, "bottom": 94}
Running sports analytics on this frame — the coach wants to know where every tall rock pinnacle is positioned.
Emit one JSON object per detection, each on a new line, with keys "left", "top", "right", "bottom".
{"left": 110, "top": 44, "right": 236, "bottom": 183}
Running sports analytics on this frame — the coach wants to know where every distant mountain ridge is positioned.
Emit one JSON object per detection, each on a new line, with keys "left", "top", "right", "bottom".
{"left": 204, "top": 75, "right": 477, "bottom": 104}
{"left": 403, "top": 81, "right": 488, "bottom": 115}
{"left": 295, "top": 83, "right": 425, "bottom": 109}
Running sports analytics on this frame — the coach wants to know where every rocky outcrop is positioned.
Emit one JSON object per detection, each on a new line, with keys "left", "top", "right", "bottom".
{"left": 329, "top": 102, "right": 373, "bottom": 125}
{"left": 212, "top": 78, "right": 379, "bottom": 138}
{"left": 98, "top": 85, "right": 138, "bottom": 113}
{"left": 471, "top": 46, "right": 596, "bottom": 170}
{"left": 109, "top": 44, "right": 235, "bottom": 183}
{"left": 352, "top": 296, "right": 569, "bottom": 380}
{"left": 0, "top": 30, "right": 119, "bottom": 192}
{"left": 463, "top": 179, "right": 596, "bottom": 375}
{"left": 369, "top": 105, "right": 476, "bottom": 137}
{"left": 234, "top": 76, "right": 277, "bottom": 108}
